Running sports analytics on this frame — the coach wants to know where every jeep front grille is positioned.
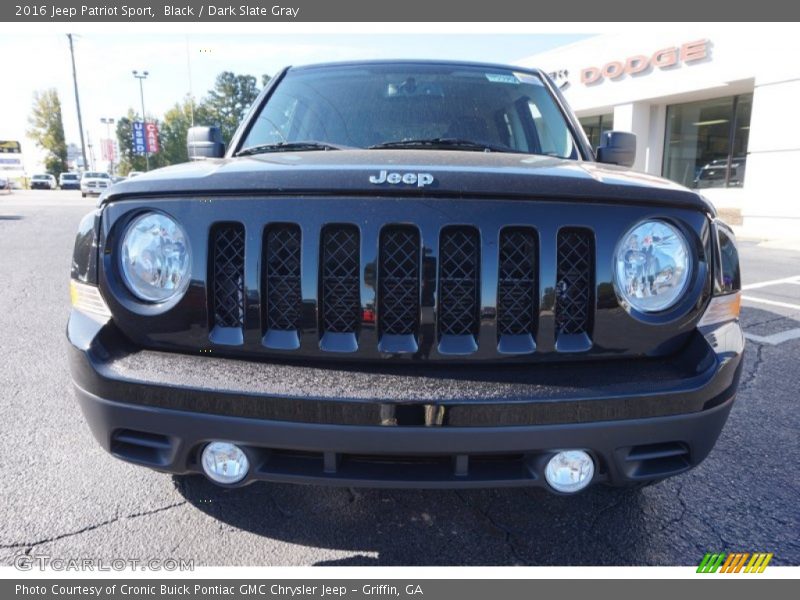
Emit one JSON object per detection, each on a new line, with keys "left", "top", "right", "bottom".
{"left": 203, "top": 216, "right": 599, "bottom": 359}
{"left": 209, "top": 223, "right": 245, "bottom": 345}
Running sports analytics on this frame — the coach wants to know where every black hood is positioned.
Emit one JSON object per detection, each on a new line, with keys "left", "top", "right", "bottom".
{"left": 103, "top": 150, "right": 713, "bottom": 213}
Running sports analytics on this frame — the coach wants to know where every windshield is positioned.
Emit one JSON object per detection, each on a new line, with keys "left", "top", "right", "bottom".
{"left": 84, "top": 172, "right": 109, "bottom": 178}
{"left": 241, "top": 64, "right": 578, "bottom": 159}
{"left": 33, "top": 175, "right": 48, "bottom": 180}
{"left": 62, "top": 174, "right": 78, "bottom": 180}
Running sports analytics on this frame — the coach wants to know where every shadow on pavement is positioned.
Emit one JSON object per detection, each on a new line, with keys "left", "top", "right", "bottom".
{"left": 173, "top": 474, "right": 652, "bottom": 565}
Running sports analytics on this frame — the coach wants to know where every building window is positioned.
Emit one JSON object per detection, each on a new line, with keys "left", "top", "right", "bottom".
{"left": 662, "top": 94, "right": 752, "bottom": 189}
{"left": 579, "top": 113, "right": 614, "bottom": 150}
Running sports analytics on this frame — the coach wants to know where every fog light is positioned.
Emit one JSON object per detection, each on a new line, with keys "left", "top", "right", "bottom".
{"left": 201, "top": 442, "right": 249, "bottom": 484}
{"left": 544, "top": 450, "right": 595, "bottom": 493}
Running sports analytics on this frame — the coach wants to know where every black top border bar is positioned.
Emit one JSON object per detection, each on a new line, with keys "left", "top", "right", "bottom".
{"left": 2, "top": 1, "right": 800, "bottom": 22}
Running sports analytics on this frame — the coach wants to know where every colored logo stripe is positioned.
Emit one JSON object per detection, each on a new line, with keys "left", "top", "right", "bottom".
{"left": 745, "top": 553, "right": 773, "bottom": 573}
{"left": 697, "top": 552, "right": 773, "bottom": 573}
{"left": 697, "top": 553, "right": 726, "bottom": 573}
{"left": 720, "top": 553, "right": 750, "bottom": 573}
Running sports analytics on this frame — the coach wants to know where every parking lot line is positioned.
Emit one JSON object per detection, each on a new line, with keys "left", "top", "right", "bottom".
{"left": 742, "top": 275, "right": 800, "bottom": 290}
{"left": 745, "top": 329, "right": 800, "bottom": 345}
{"left": 742, "top": 295, "right": 800, "bottom": 311}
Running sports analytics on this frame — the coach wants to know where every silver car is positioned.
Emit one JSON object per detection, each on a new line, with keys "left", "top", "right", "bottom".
{"left": 31, "top": 173, "right": 57, "bottom": 190}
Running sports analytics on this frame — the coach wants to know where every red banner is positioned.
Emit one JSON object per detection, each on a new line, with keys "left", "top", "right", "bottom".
{"left": 100, "top": 138, "right": 115, "bottom": 161}
{"left": 145, "top": 122, "right": 159, "bottom": 153}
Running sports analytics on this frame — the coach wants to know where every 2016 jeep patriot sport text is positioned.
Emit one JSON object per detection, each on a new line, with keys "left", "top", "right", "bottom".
{"left": 68, "top": 61, "right": 743, "bottom": 494}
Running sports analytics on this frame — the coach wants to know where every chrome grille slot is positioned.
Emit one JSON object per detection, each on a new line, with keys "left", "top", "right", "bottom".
{"left": 209, "top": 223, "right": 245, "bottom": 346}
{"left": 438, "top": 226, "right": 480, "bottom": 354}
{"left": 497, "top": 227, "right": 538, "bottom": 354}
{"left": 263, "top": 224, "right": 302, "bottom": 350}
{"left": 378, "top": 226, "right": 420, "bottom": 354}
{"left": 320, "top": 225, "right": 361, "bottom": 352}
{"left": 555, "top": 227, "right": 594, "bottom": 352}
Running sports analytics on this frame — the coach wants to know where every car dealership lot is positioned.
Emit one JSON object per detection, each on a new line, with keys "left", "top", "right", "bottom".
{"left": 0, "top": 190, "right": 797, "bottom": 566}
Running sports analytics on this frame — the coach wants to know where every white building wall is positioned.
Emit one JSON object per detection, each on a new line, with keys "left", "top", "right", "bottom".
{"left": 743, "top": 77, "right": 800, "bottom": 236}
{"left": 612, "top": 102, "right": 650, "bottom": 172}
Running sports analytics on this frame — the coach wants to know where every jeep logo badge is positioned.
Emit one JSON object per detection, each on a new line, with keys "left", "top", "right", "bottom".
{"left": 369, "top": 170, "right": 434, "bottom": 188}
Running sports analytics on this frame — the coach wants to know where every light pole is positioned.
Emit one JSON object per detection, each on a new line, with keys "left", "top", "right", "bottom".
{"left": 100, "top": 117, "right": 115, "bottom": 177}
{"left": 86, "top": 130, "right": 95, "bottom": 171}
{"left": 132, "top": 70, "right": 149, "bottom": 171}
{"left": 67, "top": 34, "right": 88, "bottom": 172}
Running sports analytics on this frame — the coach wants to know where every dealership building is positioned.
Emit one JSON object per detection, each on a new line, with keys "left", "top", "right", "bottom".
{"left": 518, "top": 30, "right": 800, "bottom": 237}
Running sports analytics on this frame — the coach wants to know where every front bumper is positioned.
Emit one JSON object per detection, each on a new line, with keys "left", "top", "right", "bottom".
{"left": 68, "top": 311, "right": 744, "bottom": 489}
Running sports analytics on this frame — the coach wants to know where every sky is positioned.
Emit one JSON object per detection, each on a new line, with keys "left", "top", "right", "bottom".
{"left": 0, "top": 32, "right": 592, "bottom": 172}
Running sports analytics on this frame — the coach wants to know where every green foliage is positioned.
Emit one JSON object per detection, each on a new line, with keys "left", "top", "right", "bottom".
{"left": 27, "top": 89, "right": 68, "bottom": 176}
{"left": 202, "top": 71, "right": 260, "bottom": 144}
{"left": 159, "top": 97, "right": 211, "bottom": 165}
{"left": 112, "top": 70, "right": 272, "bottom": 173}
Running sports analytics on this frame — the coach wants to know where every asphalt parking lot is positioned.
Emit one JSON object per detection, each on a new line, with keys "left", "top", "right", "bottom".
{"left": 0, "top": 190, "right": 798, "bottom": 567}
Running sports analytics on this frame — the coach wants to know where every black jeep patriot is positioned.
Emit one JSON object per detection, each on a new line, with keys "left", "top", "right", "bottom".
{"left": 68, "top": 60, "right": 743, "bottom": 494}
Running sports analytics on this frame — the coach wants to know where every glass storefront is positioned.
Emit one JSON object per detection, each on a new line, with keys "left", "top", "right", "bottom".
{"left": 579, "top": 113, "right": 613, "bottom": 151}
{"left": 662, "top": 94, "right": 752, "bottom": 189}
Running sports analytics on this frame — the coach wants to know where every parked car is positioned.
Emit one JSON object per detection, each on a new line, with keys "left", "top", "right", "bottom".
{"left": 80, "top": 171, "right": 111, "bottom": 197}
{"left": 59, "top": 172, "right": 81, "bottom": 190}
{"left": 68, "top": 60, "right": 743, "bottom": 494}
{"left": 693, "top": 157, "right": 746, "bottom": 189}
{"left": 0, "top": 174, "right": 9, "bottom": 192}
{"left": 30, "top": 173, "right": 56, "bottom": 190}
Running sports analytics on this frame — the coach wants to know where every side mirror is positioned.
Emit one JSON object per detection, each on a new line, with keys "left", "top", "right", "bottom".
{"left": 596, "top": 131, "right": 636, "bottom": 168}
{"left": 187, "top": 126, "right": 225, "bottom": 160}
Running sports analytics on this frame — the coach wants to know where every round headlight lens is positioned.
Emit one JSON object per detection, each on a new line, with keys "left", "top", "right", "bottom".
{"left": 614, "top": 220, "right": 691, "bottom": 313}
{"left": 120, "top": 212, "right": 191, "bottom": 302}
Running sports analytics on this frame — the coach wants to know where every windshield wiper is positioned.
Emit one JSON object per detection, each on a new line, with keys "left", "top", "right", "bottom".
{"left": 236, "top": 141, "right": 346, "bottom": 156}
{"left": 368, "top": 137, "right": 522, "bottom": 154}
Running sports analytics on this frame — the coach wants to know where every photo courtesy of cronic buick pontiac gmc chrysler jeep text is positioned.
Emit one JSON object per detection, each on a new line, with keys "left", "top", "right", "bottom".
{"left": 67, "top": 61, "right": 743, "bottom": 494}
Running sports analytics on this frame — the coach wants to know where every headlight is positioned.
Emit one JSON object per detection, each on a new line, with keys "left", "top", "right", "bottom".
{"left": 120, "top": 212, "right": 192, "bottom": 302}
{"left": 614, "top": 220, "right": 691, "bottom": 313}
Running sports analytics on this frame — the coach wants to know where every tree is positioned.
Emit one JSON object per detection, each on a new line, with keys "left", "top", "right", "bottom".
{"left": 112, "top": 71, "right": 272, "bottom": 175}
{"left": 202, "top": 71, "right": 260, "bottom": 144}
{"left": 27, "top": 89, "right": 68, "bottom": 176}
{"left": 159, "top": 97, "right": 210, "bottom": 165}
